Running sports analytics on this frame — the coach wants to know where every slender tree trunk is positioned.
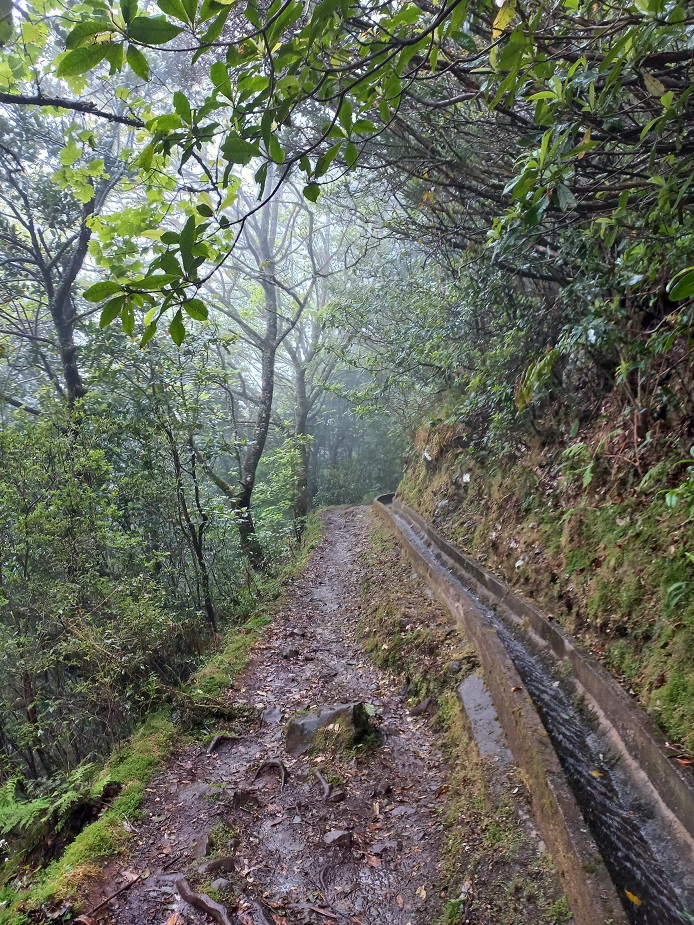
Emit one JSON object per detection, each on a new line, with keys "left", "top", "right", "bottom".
{"left": 292, "top": 365, "right": 311, "bottom": 532}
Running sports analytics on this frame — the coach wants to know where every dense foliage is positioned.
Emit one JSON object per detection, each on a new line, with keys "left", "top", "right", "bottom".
{"left": 0, "top": 0, "right": 693, "bottom": 905}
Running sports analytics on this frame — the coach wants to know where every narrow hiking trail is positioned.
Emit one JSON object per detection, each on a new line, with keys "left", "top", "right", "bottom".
{"left": 84, "top": 508, "right": 561, "bottom": 925}
{"left": 88, "top": 509, "right": 447, "bottom": 925}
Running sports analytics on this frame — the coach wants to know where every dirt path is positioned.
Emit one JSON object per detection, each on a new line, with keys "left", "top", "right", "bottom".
{"left": 91, "top": 508, "right": 449, "bottom": 925}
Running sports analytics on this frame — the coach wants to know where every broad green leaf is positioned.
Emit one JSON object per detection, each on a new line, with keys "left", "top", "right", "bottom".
{"left": 555, "top": 183, "right": 577, "bottom": 211}
{"left": 169, "top": 309, "right": 186, "bottom": 344}
{"left": 84, "top": 280, "right": 124, "bottom": 302}
{"left": 344, "top": 140, "right": 358, "bottom": 167}
{"left": 140, "top": 322, "right": 157, "bottom": 346}
{"left": 183, "top": 298, "right": 208, "bottom": 320}
{"left": 268, "top": 135, "right": 285, "bottom": 163}
{"left": 99, "top": 296, "right": 125, "bottom": 326}
{"left": 130, "top": 274, "right": 178, "bottom": 290}
{"left": 669, "top": 268, "right": 694, "bottom": 300}
{"left": 120, "top": 0, "right": 138, "bottom": 24}
{"left": 173, "top": 90, "right": 192, "bottom": 122}
{"left": 303, "top": 182, "right": 320, "bottom": 202}
{"left": 121, "top": 302, "right": 136, "bottom": 335}
{"left": 221, "top": 133, "right": 260, "bottom": 165}
{"left": 126, "top": 43, "right": 149, "bottom": 78}
{"left": 56, "top": 43, "right": 111, "bottom": 77}
{"left": 157, "top": 0, "right": 189, "bottom": 22}
{"left": 128, "top": 15, "right": 183, "bottom": 44}
{"left": 180, "top": 215, "right": 196, "bottom": 274}
{"left": 210, "top": 61, "right": 233, "bottom": 100}
{"left": 65, "top": 20, "right": 111, "bottom": 49}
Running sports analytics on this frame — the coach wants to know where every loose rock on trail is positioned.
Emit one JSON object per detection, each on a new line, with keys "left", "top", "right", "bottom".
{"left": 85, "top": 508, "right": 561, "bottom": 925}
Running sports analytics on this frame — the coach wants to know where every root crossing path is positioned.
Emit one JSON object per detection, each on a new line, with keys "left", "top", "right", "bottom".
{"left": 88, "top": 508, "right": 549, "bottom": 925}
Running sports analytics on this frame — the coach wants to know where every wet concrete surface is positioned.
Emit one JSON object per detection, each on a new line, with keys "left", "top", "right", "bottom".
{"left": 386, "top": 502, "right": 694, "bottom": 925}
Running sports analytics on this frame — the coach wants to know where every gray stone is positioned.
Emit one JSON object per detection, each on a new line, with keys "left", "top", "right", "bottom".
{"left": 211, "top": 878, "right": 231, "bottom": 892}
{"left": 323, "top": 829, "right": 352, "bottom": 847}
{"left": 190, "top": 832, "right": 212, "bottom": 858}
{"left": 446, "top": 660, "right": 462, "bottom": 675}
{"left": 261, "top": 703, "right": 282, "bottom": 725}
{"left": 285, "top": 703, "right": 370, "bottom": 755}
{"left": 281, "top": 647, "right": 300, "bottom": 659}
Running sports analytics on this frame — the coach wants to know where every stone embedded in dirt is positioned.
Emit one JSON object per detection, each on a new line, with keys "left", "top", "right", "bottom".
{"left": 323, "top": 829, "right": 353, "bottom": 848}
{"left": 210, "top": 878, "right": 231, "bottom": 892}
{"left": 372, "top": 779, "right": 392, "bottom": 796}
{"left": 190, "top": 832, "right": 212, "bottom": 859}
{"left": 328, "top": 788, "right": 346, "bottom": 803}
{"left": 370, "top": 839, "right": 398, "bottom": 855}
{"left": 198, "top": 855, "right": 237, "bottom": 875}
{"left": 285, "top": 702, "right": 370, "bottom": 755}
{"left": 410, "top": 696, "right": 432, "bottom": 716}
{"left": 446, "top": 660, "right": 462, "bottom": 675}
{"left": 281, "top": 647, "right": 300, "bottom": 659}
{"left": 261, "top": 703, "right": 282, "bottom": 725}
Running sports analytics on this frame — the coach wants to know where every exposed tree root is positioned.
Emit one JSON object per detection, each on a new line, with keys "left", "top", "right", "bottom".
{"left": 175, "top": 876, "right": 236, "bottom": 925}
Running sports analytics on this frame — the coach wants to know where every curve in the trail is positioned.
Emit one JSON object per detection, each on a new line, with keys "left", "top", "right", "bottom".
{"left": 388, "top": 507, "right": 694, "bottom": 925}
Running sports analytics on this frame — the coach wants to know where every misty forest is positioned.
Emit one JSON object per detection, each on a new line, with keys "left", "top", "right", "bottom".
{"left": 0, "top": 0, "right": 693, "bottom": 922}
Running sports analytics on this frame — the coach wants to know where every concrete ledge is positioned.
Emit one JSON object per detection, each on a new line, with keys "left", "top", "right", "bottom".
{"left": 388, "top": 499, "right": 694, "bottom": 849}
{"left": 374, "top": 498, "right": 629, "bottom": 925}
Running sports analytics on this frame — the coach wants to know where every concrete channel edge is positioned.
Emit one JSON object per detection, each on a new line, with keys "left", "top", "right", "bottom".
{"left": 373, "top": 496, "right": 630, "bottom": 925}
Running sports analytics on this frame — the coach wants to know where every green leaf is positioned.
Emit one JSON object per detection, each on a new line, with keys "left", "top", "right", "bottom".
{"left": 555, "top": 183, "right": 577, "bottom": 211}
{"left": 353, "top": 118, "right": 376, "bottom": 133}
{"left": 169, "top": 309, "right": 185, "bottom": 345}
{"left": 183, "top": 297, "right": 208, "bottom": 320}
{"left": 104, "top": 41, "right": 124, "bottom": 72}
{"left": 65, "top": 20, "right": 111, "bottom": 49}
{"left": 129, "top": 274, "right": 178, "bottom": 290}
{"left": 303, "top": 182, "right": 320, "bottom": 202}
{"left": 84, "top": 280, "right": 124, "bottom": 302}
{"left": 157, "top": 0, "right": 189, "bottom": 21}
{"left": 126, "top": 43, "right": 150, "bottom": 78}
{"left": 128, "top": 15, "right": 183, "bottom": 44}
{"left": 140, "top": 322, "right": 158, "bottom": 346}
{"left": 268, "top": 134, "right": 285, "bottom": 163}
{"left": 173, "top": 90, "right": 192, "bottom": 122}
{"left": 201, "top": 8, "right": 230, "bottom": 43}
{"left": 221, "top": 132, "right": 260, "bottom": 165}
{"left": 668, "top": 268, "right": 694, "bottom": 300}
{"left": 57, "top": 43, "right": 111, "bottom": 77}
{"left": 99, "top": 296, "right": 125, "bottom": 326}
{"left": 210, "top": 60, "right": 233, "bottom": 100}
{"left": 344, "top": 140, "right": 358, "bottom": 167}
{"left": 180, "top": 215, "right": 196, "bottom": 274}
{"left": 120, "top": 0, "right": 138, "bottom": 24}
{"left": 121, "top": 302, "right": 136, "bottom": 335}
{"left": 338, "top": 99, "right": 353, "bottom": 131}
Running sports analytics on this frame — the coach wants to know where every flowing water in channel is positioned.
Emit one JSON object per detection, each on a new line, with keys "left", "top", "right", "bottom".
{"left": 391, "top": 511, "right": 694, "bottom": 925}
